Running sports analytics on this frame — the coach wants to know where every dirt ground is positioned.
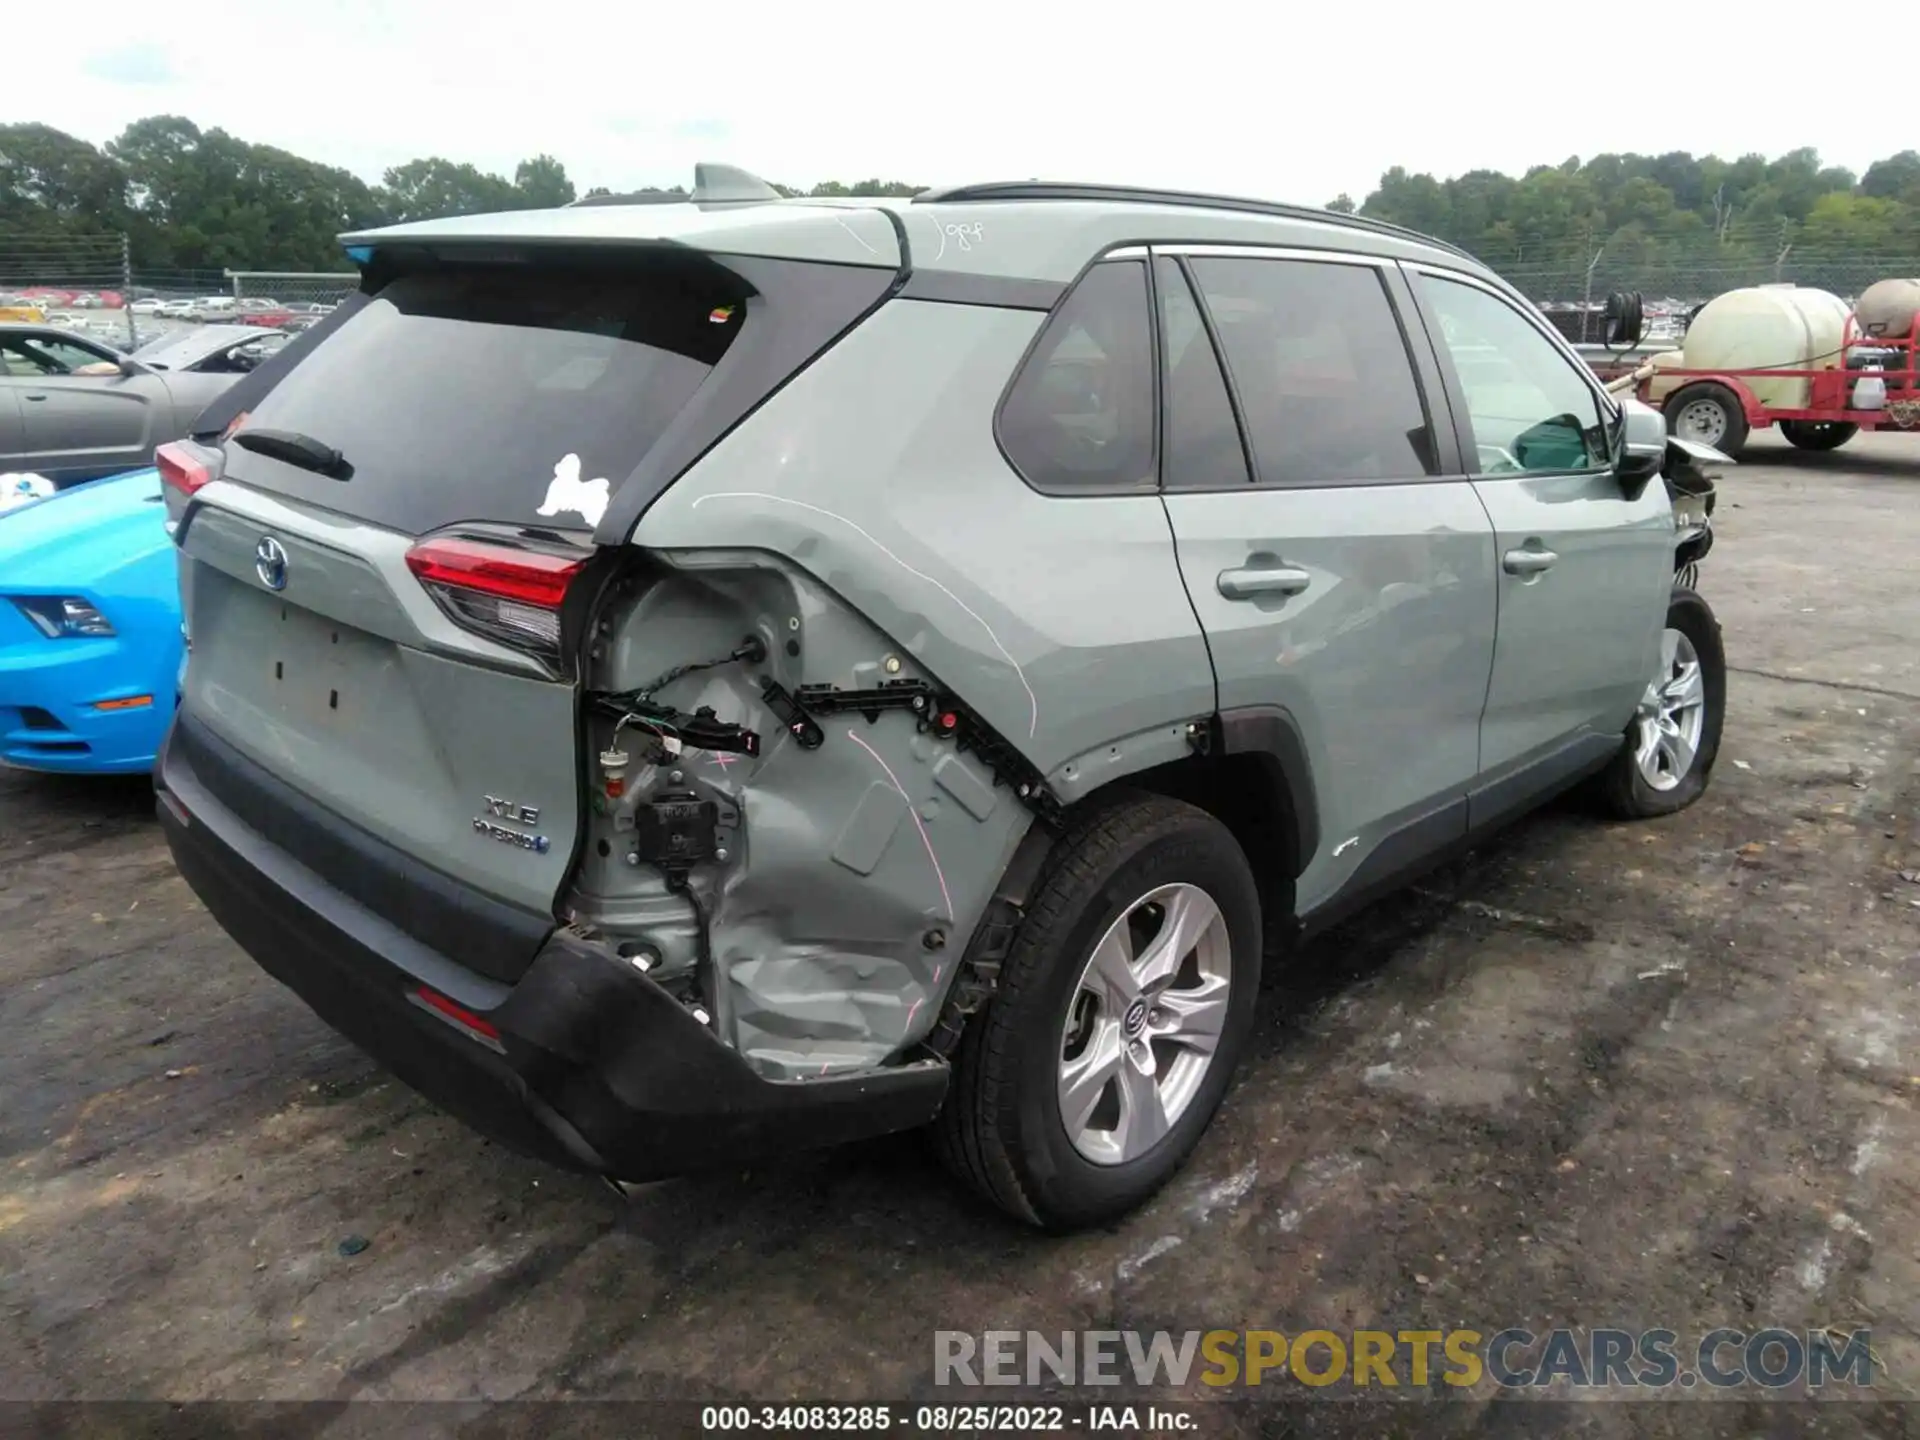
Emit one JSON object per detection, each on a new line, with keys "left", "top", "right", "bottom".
{"left": 4, "top": 432, "right": 1919, "bottom": 1433}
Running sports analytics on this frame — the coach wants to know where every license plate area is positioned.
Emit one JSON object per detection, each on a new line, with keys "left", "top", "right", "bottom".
{"left": 260, "top": 599, "right": 393, "bottom": 728}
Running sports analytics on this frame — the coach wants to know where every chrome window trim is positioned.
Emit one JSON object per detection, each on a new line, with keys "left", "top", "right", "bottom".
{"left": 1150, "top": 243, "right": 1389, "bottom": 269}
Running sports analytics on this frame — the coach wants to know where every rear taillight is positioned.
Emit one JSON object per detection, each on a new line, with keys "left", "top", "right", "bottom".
{"left": 404, "top": 536, "right": 586, "bottom": 663}
{"left": 155, "top": 440, "right": 216, "bottom": 499}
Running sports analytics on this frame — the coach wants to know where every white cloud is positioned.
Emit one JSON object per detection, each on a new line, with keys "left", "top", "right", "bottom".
{"left": 31, "top": 0, "right": 1866, "bottom": 203}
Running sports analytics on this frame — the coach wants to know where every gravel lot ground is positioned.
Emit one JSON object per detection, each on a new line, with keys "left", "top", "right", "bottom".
{"left": 3, "top": 432, "right": 1918, "bottom": 1435}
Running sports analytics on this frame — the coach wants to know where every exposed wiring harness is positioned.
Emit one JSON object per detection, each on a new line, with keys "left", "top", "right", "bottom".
{"left": 590, "top": 638, "right": 764, "bottom": 1017}
{"left": 590, "top": 635, "right": 770, "bottom": 763}
{"left": 663, "top": 867, "right": 717, "bottom": 1017}
{"left": 616, "top": 635, "right": 767, "bottom": 706}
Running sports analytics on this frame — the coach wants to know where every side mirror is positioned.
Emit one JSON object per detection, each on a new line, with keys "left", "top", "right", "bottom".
{"left": 118, "top": 357, "right": 144, "bottom": 377}
{"left": 1614, "top": 397, "right": 1666, "bottom": 496}
{"left": 1511, "top": 413, "right": 1595, "bottom": 471}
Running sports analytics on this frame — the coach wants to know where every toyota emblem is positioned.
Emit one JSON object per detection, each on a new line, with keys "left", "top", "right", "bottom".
{"left": 255, "top": 535, "right": 289, "bottom": 592}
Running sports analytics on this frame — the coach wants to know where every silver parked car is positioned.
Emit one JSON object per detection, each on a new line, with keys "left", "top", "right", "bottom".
{"left": 0, "top": 323, "right": 286, "bottom": 486}
{"left": 154, "top": 167, "right": 1727, "bottom": 1229}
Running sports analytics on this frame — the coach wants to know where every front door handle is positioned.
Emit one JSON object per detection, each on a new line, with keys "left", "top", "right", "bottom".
{"left": 1502, "top": 546, "right": 1558, "bottom": 576}
{"left": 1217, "top": 565, "right": 1312, "bottom": 600}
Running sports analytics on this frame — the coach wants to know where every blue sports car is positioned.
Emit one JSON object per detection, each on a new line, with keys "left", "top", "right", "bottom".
{"left": 0, "top": 467, "right": 181, "bottom": 774}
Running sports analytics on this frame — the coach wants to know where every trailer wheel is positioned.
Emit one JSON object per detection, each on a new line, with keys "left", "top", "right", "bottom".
{"left": 1779, "top": 420, "right": 1857, "bottom": 451}
{"left": 1664, "top": 383, "right": 1749, "bottom": 458}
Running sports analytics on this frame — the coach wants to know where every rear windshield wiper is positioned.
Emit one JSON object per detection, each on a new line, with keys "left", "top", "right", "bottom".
{"left": 231, "top": 427, "right": 353, "bottom": 480}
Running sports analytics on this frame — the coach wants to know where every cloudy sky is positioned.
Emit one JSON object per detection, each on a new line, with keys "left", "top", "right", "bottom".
{"left": 20, "top": 0, "right": 1857, "bottom": 202}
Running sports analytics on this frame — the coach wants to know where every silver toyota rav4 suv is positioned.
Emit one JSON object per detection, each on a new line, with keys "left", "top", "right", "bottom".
{"left": 154, "top": 166, "right": 1726, "bottom": 1230}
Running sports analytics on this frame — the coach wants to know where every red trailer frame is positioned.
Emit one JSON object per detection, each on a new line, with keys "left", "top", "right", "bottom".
{"left": 1636, "top": 313, "right": 1920, "bottom": 436}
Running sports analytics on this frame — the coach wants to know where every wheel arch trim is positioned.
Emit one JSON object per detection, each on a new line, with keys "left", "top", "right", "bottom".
{"left": 1215, "top": 704, "right": 1320, "bottom": 879}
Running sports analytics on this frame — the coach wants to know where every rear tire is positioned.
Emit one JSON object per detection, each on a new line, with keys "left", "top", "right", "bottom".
{"left": 1664, "top": 382, "right": 1749, "bottom": 459}
{"left": 1593, "top": 588, "right": 1725, "bottom": 820}
{"left": 1780, "top": 419, "right": 1857, "bottom": 451}
{"left": 933, "top": 793, "right": 1261, "bottom": 1231}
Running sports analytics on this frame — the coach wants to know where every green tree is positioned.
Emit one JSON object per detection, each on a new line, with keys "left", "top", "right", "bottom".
{"left": 806, "top": 178, "right": 921, "bottom": 197}
{"left": 1861, "top": 150, "right": 1920, "bottom": 205}
{"left": 108, "top": 115, "right": 385, "bottom": 271}
{"left": 513, "top": 154, "right": 575, "bottom": 209}
{"left": 11, "top": 119, "right": 1920, "bottom": 302}
{"left": 379, "top": 157, "right": 522, "bottom": 222}
{"left": 0, "top": 123, "right": 128, "bottom": 231}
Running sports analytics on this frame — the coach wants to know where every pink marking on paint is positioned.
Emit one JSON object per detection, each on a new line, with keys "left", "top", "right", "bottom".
{"left": 932, "top": 964, "right": 943, "bottom": 984}
{"left": 844, "top": 728, "right": 953, "bottom": 920}
{"left": 905, "top": 996, "right": 924, "bottom": 1030}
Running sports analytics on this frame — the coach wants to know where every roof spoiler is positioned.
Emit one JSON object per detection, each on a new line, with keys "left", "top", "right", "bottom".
{"left": 568, "top": 162, "right": 784, "bottom": 209}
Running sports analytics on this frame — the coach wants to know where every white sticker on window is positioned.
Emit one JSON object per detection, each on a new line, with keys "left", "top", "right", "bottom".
{"left": 536, "top": 453, "right": 610, "bottom": 527}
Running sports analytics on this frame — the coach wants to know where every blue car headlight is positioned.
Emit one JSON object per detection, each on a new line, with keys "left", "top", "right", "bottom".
{"left": 12, "top": 596, "right": 117, "bottom": 639}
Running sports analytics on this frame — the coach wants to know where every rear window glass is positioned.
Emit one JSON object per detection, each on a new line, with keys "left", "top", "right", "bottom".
{"left": 234, "top": 262, "right": 745, "bottom": 534}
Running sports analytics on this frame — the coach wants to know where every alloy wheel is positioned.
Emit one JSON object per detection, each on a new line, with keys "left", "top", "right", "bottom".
{"left": 1632, "top": 626, "right": 1707, "bottom": 792}
{"left": 1056, "top": 882, "right": 1232, "bottom": 1166}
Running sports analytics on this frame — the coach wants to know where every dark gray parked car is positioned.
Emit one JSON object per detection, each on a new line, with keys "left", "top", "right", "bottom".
{"left": 154, "top": 167, "right": 1728, "bottom": 1229}
{"left": 0, "top": 323, "right": 284, "bottom": 486}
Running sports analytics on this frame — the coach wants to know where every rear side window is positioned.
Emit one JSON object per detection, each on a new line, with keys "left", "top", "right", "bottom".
{"left": 1156, "top": 257, "right": 1250, "bottom": 489}
{"left": 1186, "top": 257, "right": 1438, "bottom": 487}
{"left": 998, "top": 260, "right": 1156, "bottom": 494}
{"left": 234, "top": 260, "right": 746, "bottom": 535}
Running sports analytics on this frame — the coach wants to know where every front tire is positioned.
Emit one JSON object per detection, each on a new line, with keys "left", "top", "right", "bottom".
{"left": 1664, "top": 382, "right": 1749, "bottom": 459}
{"left": 933, "top": 793, "right": 1261, "bottom": 1230}
{"left": 1593, "top": 588, "right": 1726, "bottom": 819}
{"left": 1780, "top": 419, "right": 1857, "bottom": 451}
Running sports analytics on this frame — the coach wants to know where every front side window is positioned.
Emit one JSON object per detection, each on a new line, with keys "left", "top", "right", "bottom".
{"left": 998, "top": 260, "right": 1155, "bottom": 493}
{"left": 1418, "top": 275, "right": 1608, "bottom": 474}
{"left": 1186, "top": 257, "right": 1438, "bottom": 486}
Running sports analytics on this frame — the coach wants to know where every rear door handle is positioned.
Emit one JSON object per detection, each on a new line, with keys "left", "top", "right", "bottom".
{"left": 1217, "top": 565, "right": 1312, "bottom": 600}
{"left": 1502, "top": 547, "right": 1558, "bottom": 576}
{"left": 22, "top": 393, "right": 46, "bottom": 402}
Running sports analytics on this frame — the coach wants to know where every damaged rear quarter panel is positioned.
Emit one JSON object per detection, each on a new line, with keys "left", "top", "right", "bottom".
{"left": 574, "top": 551, "right": 1031, "bottom": 1079}
{"left": 599, "top": 297, "right": 1216, "bottom": 1078}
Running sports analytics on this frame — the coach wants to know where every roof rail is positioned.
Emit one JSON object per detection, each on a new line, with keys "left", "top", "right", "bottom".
{"left": 911, "top": 181, "right": 1475, "bottom": 261}
{"left": 568, "top": 190, "right": 686, "bottom": 208}
{"left": 568, "top": 162, "right": 785, "bottom": 209}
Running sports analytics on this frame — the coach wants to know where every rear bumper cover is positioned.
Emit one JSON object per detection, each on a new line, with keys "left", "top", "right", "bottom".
{"left": 156, "top": 714, "right": 948, "bottom": 1182}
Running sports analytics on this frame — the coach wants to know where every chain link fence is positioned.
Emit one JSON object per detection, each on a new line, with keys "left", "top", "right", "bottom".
{"left": 1506, "top": 254, "right": 1917, "bottom": 305}
{"left": 0, "top": 233, "right": 141, "bottom": 348}
{"left": 0, "top": 230, "right": 266, "bottom": 350}
{"left": 0, "top": 233, "right": 367, "bottom": 352}
{"left": 225, "top": 270, "right": 359, "bottom": 307}
{"left": 6, "top": 226, "right": 1917, "bottom": 355}
{"left": 1419, "top": 234, "right": 1920, "bottom": 345}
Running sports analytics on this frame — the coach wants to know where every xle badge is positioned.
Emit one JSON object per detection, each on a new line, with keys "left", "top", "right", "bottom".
{"left": 474, "top": 795, "right": 549, "bottom": 854}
